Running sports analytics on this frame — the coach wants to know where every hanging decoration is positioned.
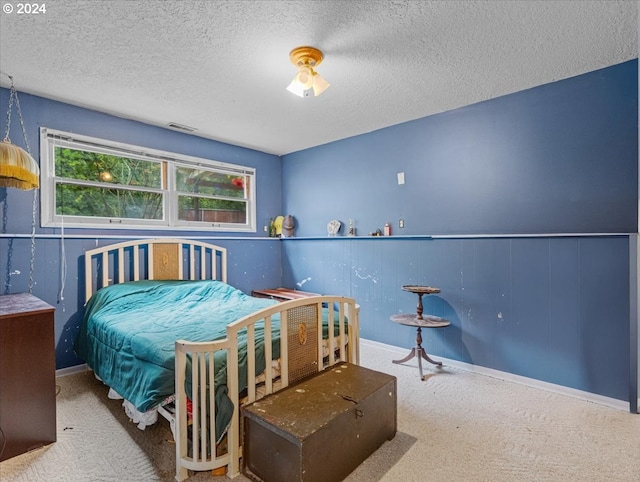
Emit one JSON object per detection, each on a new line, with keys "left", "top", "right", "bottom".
{"left": 1, "top": 75, "right": 39, "bottom": 293}
{"left": 1, "top": 76, "right": 40, "bottom": 189}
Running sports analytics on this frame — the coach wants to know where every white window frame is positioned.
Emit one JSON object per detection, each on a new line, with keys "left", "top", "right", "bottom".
{"left": 40, "top": 128, "right": 256, "bottom": 232}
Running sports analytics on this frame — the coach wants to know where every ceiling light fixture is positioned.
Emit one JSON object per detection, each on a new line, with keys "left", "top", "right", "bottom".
{"left": 286, "top": 46, "right": 330, "bottom": 98}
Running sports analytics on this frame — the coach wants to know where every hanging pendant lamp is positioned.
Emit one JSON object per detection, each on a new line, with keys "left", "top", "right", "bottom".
{"left": 0, "top": 75, "right": 39, "bottom": 294}
{"left": 1, "top": 76, "right": 40, "bottom": 190}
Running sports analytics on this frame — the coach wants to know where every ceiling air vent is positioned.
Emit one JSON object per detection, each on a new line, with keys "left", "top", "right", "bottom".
{"left": 167, "top": 122, "right": 197, "bottom": 133}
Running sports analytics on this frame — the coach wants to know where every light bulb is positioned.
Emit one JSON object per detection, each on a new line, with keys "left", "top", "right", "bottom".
{"left": 100, "top": 171, "right": 113, "bottom": 182}
{"left": 297, "top": 66, "right": 314, "bottom": 89}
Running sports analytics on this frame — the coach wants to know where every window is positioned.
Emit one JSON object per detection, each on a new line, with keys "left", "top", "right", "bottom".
{"left": 40, "top": 128, "right": 256, "bottom": 232}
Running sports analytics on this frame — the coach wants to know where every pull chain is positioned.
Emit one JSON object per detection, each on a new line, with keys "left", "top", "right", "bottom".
{"left": 14, "top": 80, "right": 32, "bottom": 154}
{"left": 29, "top": 189, "right": 37, "bottom": 293}
{"left": 3, "top": 76, "right": 15, "bottom": 141}
{"left": 4, "top": 75, "right": 38, "bottom": 293}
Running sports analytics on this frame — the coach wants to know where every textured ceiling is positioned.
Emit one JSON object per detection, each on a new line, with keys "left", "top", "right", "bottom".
{"left": 0, "top": 1, "right": 637, "bottom": 156}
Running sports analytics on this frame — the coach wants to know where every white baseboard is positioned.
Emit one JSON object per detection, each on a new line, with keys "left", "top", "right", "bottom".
{"left": 54, "top": 342, "right": 639, "bottom": 413}
{"left": 56, "top": 363, "right": 88, "bottom": 377}
{"left": 361, "top": 338, "right": 637, "bottom": 413}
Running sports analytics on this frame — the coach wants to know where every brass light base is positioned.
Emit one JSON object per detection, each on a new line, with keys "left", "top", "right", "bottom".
{"left": 289, "top": 46, "right": 324, "bottom": 68}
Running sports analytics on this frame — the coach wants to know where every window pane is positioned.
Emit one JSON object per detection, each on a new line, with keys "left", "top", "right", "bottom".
{"left": 55, "top": 147, "right": 162, "bottom": 188}
{"left": 176, "top": 166, "right": 246, "bottom": 198}
{"left": 178, "top": 195, "right": 247, "bottom": 223}
{"left": 42, "top": 128, "right": 256, "bottom": 231}
{"left": 56, "top": 184, "right": 163, "bottom": 220}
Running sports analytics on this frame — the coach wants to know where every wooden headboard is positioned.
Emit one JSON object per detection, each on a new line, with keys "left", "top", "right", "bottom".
{"left": 84, "top": 238, "right": 227, "bottom": 303}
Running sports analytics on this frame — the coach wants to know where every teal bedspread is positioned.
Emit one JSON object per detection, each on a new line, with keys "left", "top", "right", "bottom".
{"left": 75, "top": 280, "right": 279, "bottom": 415}
{"left": 76, "top": 279, "right": 349, "bottom": 441}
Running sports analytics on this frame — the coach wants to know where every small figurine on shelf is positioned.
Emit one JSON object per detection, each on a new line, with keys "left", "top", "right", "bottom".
{"left": 348, "top": 219, "right": 356, "bottom": 236}
{"left": 327, "top": 219, "right": 341, "bottom": 236}
{"left": 282, "top": 215, "right": 295, "bottom": 237}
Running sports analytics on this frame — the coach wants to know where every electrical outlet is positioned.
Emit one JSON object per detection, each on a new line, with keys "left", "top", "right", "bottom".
{"left": 399, "top": 219, "right": 405, "bottom": 229}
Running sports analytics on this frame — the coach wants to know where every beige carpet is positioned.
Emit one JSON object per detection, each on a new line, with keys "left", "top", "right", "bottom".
{"left": 1, "top": 341, "right": 639, "bottom": 482}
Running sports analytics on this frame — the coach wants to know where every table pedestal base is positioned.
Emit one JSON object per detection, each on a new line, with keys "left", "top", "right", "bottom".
{"left": 392, "top": 326, "right": 443, "bottom": 380}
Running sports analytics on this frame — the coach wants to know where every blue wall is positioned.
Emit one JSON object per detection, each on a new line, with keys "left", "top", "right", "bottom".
{"left": 0, "top": 90, "right": 284, "bottom": 369}
{"left": 1, "top": 60, "right": 637, "bottom": 405}
{"left": 283, "top": 60, "right": 637, "bottom": 237}
{"left": 281, "top": 60, "right": 638, "bottom": 403}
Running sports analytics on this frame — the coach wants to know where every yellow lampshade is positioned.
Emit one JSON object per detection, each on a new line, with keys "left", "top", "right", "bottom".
{"left": 0, "top": 139, "right": 40, "bottom": 190}
{"left": 311, "top": 72, "right": 330, "bottom": 96}
{"left": 286, "top": 72, "right": 308, "bottom": 97}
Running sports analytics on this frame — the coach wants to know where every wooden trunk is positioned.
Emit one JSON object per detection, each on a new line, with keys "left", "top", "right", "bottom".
{"left": 242, "top": 363, "right": 397, "bottom": 482}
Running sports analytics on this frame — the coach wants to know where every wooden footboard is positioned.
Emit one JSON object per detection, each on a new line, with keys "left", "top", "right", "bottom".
{"left": 174, "top": 296, "right": 360, "bottom": 481}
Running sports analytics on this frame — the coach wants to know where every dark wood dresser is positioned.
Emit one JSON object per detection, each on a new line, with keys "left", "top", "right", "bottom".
{"left": 0, "top": 293, "right": 56, "bottom": 461}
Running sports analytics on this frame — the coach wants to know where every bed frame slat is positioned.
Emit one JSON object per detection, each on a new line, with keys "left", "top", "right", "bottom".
{"left": 101, "top": 252, "right": 108, "bottom": 289}
{"left": 247, "top": 324, "right": 256, "bottom": 402}
{"left": 263, "top": 315, "right": 273, "bottom": 395}
{"left": 147, "top": 244, "right": 154, "bottom": 280}
{"left": 200, "top": 247, "right": 206, "bottom": 280}
{"left": 279, "top": 311, "right": 289, "bottom": 389}
{"left": 117, "top": 247, "right": 125, "bottom": 284}
{"left": 134, "top": 245, "right": 140, "bottom": 281}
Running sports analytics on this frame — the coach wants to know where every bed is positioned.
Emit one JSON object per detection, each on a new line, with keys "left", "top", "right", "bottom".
{"left": 77, "top": 238, "right": 359, "bottom": 480}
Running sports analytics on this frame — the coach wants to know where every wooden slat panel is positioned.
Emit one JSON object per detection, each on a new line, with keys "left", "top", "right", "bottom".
{"left": 201, "top": 247, "right": 206, "bottom": 280}
{"left": 147, "top": 244, "right": 154, "bottom": 280}
{"left": 197, "top": 353, "right": 206, "bottom": 462}
{"left": 118, "top": 247, "right": 124, "bottom": 283}
{"left": 174, "top": 342, "right": 189, "bottom": 482}
{"left": 84, "top": 253, "right": 92, "bottom": 303}
{"left": 192, "top": 353, "right": 201, "bottom": 461}
{"left": 280, "top": 310, "right": 288, "bottom": 388}
{"left": 263, "top": 316, "right": 272, "bottom": 395}
{"left": 189, "top": 245, "right": 195, "bottom": 280}
{"left": 316, "top": 302, "right": 324, "bottom": 368}
{"left": 133, "top": 245, "right": 140, "bottom": 281}
{"left": 338, "top": 302, "right": 346, "bottom": 362}
{"left": 101, "top": 253, "right": 108, "bottom": 289}
{"left": 247, "top": 324, "right": 256, "bottom": 402}
{"left": 207, "top": 351, "right": 215, "bottom": 460}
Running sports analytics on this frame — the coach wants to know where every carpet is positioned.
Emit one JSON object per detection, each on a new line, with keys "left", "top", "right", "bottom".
{"left": 1, "top": 340, "right": 638, "bottom": 481}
